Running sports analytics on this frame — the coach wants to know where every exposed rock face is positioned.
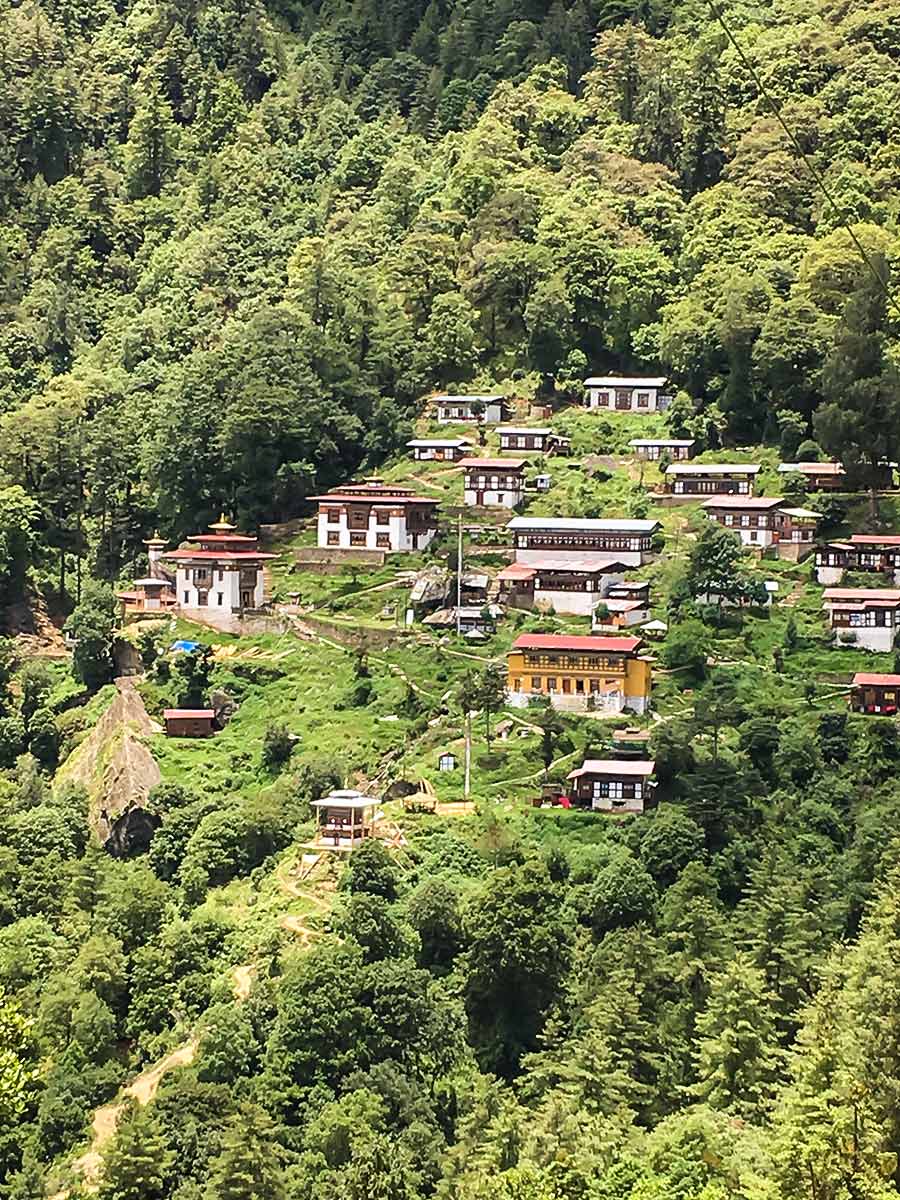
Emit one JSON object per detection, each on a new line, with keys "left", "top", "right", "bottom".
{"left": 57, "top": 677, "right": 162, "bottom": 855}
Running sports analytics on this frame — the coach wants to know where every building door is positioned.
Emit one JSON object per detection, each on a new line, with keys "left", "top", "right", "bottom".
{"left": 241, "top": 590, "right": 251, "bottom": 607}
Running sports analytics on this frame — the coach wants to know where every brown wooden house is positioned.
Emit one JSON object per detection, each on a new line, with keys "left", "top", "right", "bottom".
{"left": 164, "top": 709, "right": 217, "bottom": 737}
{"left": 850, "top": 673, "right": 900, "bottom": 715}
{"left": 566, "top": 758, "right": 656, "bottom": 813}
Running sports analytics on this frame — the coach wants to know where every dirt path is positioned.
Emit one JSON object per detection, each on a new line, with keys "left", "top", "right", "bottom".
{"left": 281, "top": 914, "right": 317, "bottom": 945}
{"left": 231, "top": 964, "right": 255, "bottom": 1002}
{"left": 60, "top": 1038, "right": 198, "bottom": 1195}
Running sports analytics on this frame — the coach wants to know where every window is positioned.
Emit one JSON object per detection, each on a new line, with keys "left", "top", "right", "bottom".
{"left": 197, "top": 591, "right": 208, "bottom": 607}
{"left": 518, "top": 436, "right": 526, "bottom": 448}
{"left": 741, "top": 514, "right": 750, "bottom": 527}
{"left": 589, "top": 679, "right": 600, "bottom": 693}
{"left": 636, "top": 391, "right": 650, "bottom": 408}
{"left": 497, "top": 494, "right": 505, "bottom": 505}
{"left": 194, "top": 568, "right": 209, "bottom": 583}
{"left": 327, "top": 532, "right": 339, "bottom": 546}
{"left": 327, "top": 508, "right": 340, "bottom": 524}
{"left": 376, "top": 533, "right": 390, "bottom": 548}
{"left": 216, "top": 592, "right": 223, "bottom": 606}
{"left": 375, "top": 509, "right": 389, "bottom": 526}
{"left": 531, "top": 677, "right": 542, "bottom": 690}
{"left": 724, "top": 514, "right": 734, "bottom": 526}
{"left": 547, "top": 676, "right": 557, "bottom": 691}
{"left": 183, "top": 590, "right": 189, "bottom": 603}
{"left": 350, "top": 532, "right": 366, "bottom": 546}
{"left": 241, "top": 590, "right": 251, "bottom": 607}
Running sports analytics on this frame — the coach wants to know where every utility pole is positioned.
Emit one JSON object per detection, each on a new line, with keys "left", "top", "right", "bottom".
{"left": 456, "top": 512, "right": 463, "bottom": 636}
{"left": 464, "top": 708, "right": 471, "bottom": 799}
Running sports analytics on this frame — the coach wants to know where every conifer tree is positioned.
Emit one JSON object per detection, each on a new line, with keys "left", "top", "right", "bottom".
{"left": 203, "top": 1103, "right": 286, "bottom": 1200}
{"left": 691, "top": 953, "right": 782, "bottom": 1120}
{"left": 97, "top": 1103, "right": 173, "bottom": 1200}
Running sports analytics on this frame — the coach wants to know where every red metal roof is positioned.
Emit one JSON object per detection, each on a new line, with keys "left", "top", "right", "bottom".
{"left": 853, "top": 673, "right": 900, "bottom": 686}
{"left": 568, "top": 758, "right": 656, "bottom": 778}
{"left": 511, "top": 633, "right": 643, "bottom": 653}
{"left": 312, "top": 494, "right": 438, "bottom": 505}
{"left": 164, "top": 709, "right": 216, "bottom": 719}
{"left": 459, "top": 457, "right": 526, "bottom": 470}
{"left": 702, "top": 496, "right": 784, "bottom": 509}
{"left": 497, "top": 563, "right": 537, "bottom": 580}
{"left": 823, "top": 588, "right": 900, "bottom": 601}
{"left": 163, "top": 550, "right": 277, "bottom": 561}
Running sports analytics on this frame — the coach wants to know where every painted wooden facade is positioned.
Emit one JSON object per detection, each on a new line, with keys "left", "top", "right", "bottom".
{"left": 506, "top": 633, "right": 651, "bottom": 713}
{"left": 313, "top": 482, "right": 439, "bottom": 552}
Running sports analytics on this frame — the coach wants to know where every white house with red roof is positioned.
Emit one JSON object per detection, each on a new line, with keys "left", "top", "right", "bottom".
{"left": 162, "top": 518, "right": 276, "bottom": 621}
{"left": 312, "top": 481, "right": 439, "bottom": 552}
{"left": 822, "top": 587, "right": 900, "bottom": 652}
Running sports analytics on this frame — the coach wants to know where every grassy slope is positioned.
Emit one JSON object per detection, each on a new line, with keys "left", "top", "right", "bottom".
{"left": 132, "top": 402, "right": 899, "bottom": 814}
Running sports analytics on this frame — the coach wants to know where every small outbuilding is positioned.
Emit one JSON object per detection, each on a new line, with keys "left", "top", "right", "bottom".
{"left": 163, "top": 709, "right": 217, "bottom": 738}
{"left": 311, "top": 789, "right": 380, "bottom": 849}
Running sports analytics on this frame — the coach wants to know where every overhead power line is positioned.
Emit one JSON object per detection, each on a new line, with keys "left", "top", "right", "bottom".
{"left": 706, "top": 0, "right": 900, "bottom": 321}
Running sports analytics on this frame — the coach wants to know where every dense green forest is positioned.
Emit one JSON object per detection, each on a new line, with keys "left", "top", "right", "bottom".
{"left": 2, "top": 0, "right": 900, "bottom": 598}
{"left": 5, "top": 0, "right": 900, "bottom": 1197}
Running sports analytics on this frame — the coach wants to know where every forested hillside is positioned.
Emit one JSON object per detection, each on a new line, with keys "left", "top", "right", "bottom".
{"left": 6, "top": 1, "right": 900, "bottom": 1199}
{"left": 1, "top": 0, "right": 899, "bottom": 602}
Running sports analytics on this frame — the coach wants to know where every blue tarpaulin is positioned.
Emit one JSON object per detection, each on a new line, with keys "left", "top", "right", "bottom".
{"left": 170, "top": 640, "right": 201, "bottom": 653}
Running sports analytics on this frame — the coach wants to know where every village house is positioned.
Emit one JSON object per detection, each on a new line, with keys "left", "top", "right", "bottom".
{"left": 702, "top": 496, "right": 785, "bottom": 549}
{"left": 506, "top": 633, "right": 651, "bottom": 713}
{"left": 664, "top": 463, "right": 760, "bottom": 496}
{"left": 850, "top": 673, "right": 900, "bottom": 715}
{"left": 407, "top": 438, "right": 472, "bottom": 462}
{"left": 161, "top": 518, "right": 276, "bottom": 619}
{"left": 777, "top": 507, "right": 822, "bottom": 560}
{"left": 629, "top": 438, "right": 695, "bottom": 462}
{"left": 822, "top": 587, "right": 900, "bottom": 652}
{"left": 566, "top": 758, "right": 657, "bottom": 814}
{"left": 611, "top": 726, "right": 652, "bottom": 757}
{"left": 816, "top": 536, "right": 900, "bottom": 585}
{"left": 116, "top": 577, "right": 178, "bottom": 620}
{"left": 778, "top": 461, "right": 895, "bottom": 491}
{"left": 607, "top": 580, "right": 650, "bottom": 604}
{"left": 313, "top": 481, "right": 439, "bottom": 552}
{"left": 507, "top": 516, "right": 661, "bottom": 567}
{"left": 497, "top": 427, "right": 570, "bottom": 454}
{"left": 497, "top": 555, "right": 626, "bottom": 616}
{"left": 583, "top": 376, "right": 671, "bottom": 412}
{"left": 701, "top": 498, "right": 820, "bottom": 557}
{"left": 460, "top": 458, "right": 526, "bottom": 508}
{"left": 422, "top": 605, "right": 501, "bottom": 634}
{"left": 592, "top": 596, "right": 651, "bottom": 630}
{"left": 311, "top": 789, "right": 380, "bottom": 850}
{"left": 164, "top": 708, "right": 217, "bottom": 738}
{"left": 434, "top": 394, "right": 508, "bottom": 424}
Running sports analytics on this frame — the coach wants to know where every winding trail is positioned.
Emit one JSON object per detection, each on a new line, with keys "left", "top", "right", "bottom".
{"left": 56, "top": 1038, "right": 199, "bottom": 1196}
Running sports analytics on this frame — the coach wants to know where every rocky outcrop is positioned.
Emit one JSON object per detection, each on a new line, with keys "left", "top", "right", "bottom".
{"left": 57, "top": 678, "right": 161, "bottom": 855}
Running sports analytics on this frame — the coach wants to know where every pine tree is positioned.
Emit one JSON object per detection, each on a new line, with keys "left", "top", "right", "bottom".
{"left": 691, "top": 953, "right": 782, "bottom": 1120}
{"left": 97, "top": 1103, "right": 173, "bottom": 1200}
{"left": 203, "top": 1103, "right": 286, "bottom": 1200}
{"left": 124, "top": 83, "right": 178, "bottom": 199}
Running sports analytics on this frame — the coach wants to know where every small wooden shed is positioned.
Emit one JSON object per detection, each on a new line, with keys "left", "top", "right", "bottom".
{"left": 163, "top": 709, "right": 217, "bottom": 738}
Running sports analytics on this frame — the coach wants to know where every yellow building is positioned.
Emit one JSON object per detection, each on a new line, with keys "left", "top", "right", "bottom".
{"left": 507, "top": 633, "right": 651, "bottom": 714}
